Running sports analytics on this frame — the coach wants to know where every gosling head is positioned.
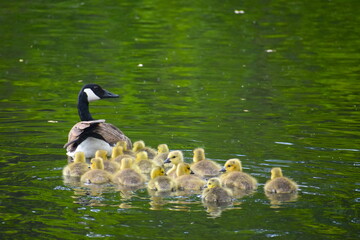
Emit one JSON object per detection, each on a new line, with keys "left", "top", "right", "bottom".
{"left": 136, "top": 151, "right": 149, "bottom": 161}
{"left": 220, "top": 159, "right": 242, "bottom": 173}
{"left": 116, "top": 140, "right": 129, "bottom": 150}
{"left": 74, "top": 152, "right": 86, "bottom": 163}
{"left": 111, "top": 146, "right": 124, "bottom": 159}
{"left": 193, "top": 148, "right": 205, "bottom": 163}
{"left": 164, "top": 150, "right": 184, "bottom": 165}
{"left": 176, "top": 162, "right": 193, "bottom": 176}
{"left": 157, "top": 144, "right": 169, "bottom": 154}
{"left": 120, "top": 157, "right": 135, "bottom": 170}
{"left": 206, "top": 178, "right": 221, "bottom": 189}
{"left": 90, "top": 157, "right": 104, "bottom": 170}
{"left": 150, "top": 166, "right": 166, "bottom": 179}
{"left": 133, "top": 140, "right": 146, "bottom": 152}
{"left": 95, "top": 149, "right": 108, "bottom": 161}
{"left": 270, "top": 167, "right": 283, "bottom": 180}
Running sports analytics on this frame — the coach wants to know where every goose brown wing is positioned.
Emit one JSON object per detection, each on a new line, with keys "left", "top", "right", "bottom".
{"left": 64, "top": 120, "right": 132, "bottom": 152}
{"left": 93, "top": 122, "right": 132, "bottom": 148}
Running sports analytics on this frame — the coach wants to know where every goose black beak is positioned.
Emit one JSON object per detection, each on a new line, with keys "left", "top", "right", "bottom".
{"left": 102, "top": 89, "right": 119, "bottom": 98}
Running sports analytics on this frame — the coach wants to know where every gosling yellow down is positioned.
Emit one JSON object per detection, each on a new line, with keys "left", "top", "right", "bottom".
{"left": 132, "top": 140, "right": 157, "bottom": 159}
{"left": 148, "top": 166, "right": 176, "bottom": 192}
{"left": 191, "top": 148, "right": 221, "bottom": 178}
{"left": 96, "top": 149, "right": 120, "bottom": 174}
{"left": 175, "top": 162, "right": 206, "bottom": 191}
{"left": 202, "top": 178, "right": 233, "bottom": 203}
{"left": 164, "top": 150, "right": 184, "bottom": 178}
{"left": 111, "top": 145, "right": 135, "bottom": 165}
{"left": 80, "top": 157, "right": 112, "bottom": 184}
{"left": 264, "top": 167, "right": 298, "bottom": 193}
{"left": 63, "top": 152, "right": 89, "bottom": 177}
{"left": 153, "top": 144, "right": 170, "bottom": 167}
{"left": 112, "top": 157, "right": 146, "bottom": 187}
{"left": 135, "top": 151, "right": 154, "bottom": 174}
{"left": 220, "top": 159, "right": 257, "bottom": 190}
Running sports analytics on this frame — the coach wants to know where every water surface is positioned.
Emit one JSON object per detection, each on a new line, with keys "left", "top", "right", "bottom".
{"left": 0, "top": 0, "right": 359, "bottom": 239}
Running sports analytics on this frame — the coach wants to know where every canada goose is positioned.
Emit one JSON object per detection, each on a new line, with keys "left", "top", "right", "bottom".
{"left": 135, "top": 151, "right": 154, "bottom": 174}
{"left": 264, "top": 167, "right": 298, "bottom": 193}
{"left": 64, "top": 84, "right": 132, "bottom": 160}
{"left": 220, "top": 159, "right": 257, "bottom": 191}
{"left": 111, "top": 146, "right": 135, "bottom": 165}
{"left": 191, "top": 148, "right": 221, "bottom": 178}
{"left": 80, "top": 157, "right": 112, "bottom": 184}
{"left": 115, "top": 140, "right": 135, "bottom": 156}
{"left": 164, "top": 150, "right": 184, "bottom": 178}
{"left": 153, "top": 144, "right": 170, "bottom": 167}
{"left": 112, "top": 157, "right": 146, "bottom": 187}
{"left": 62, "top": 151, "right": 89, "bottom": 177}
{"left": 132, "top": 140, "right": 157, "bottom": 159}
{"left": 148, "top": 166, "right": 176, "bottom": 192}
{"left": 202, "top": 178, "right": 233, "bottom": 203}
{"left": 175, "top": 162, "right": 206, "bottom": 191}
{"left": 95, "top": 149, "right": 120, "bottom": 174}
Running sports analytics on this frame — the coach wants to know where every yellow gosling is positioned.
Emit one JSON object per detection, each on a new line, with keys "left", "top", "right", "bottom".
{"left": 148, "top": 166, "right": 176, "bottom": 192}
{"left": 202, "top": 178, "right": 233, "bottom": 203}
{"left": 135, "top": 151, "right": 154, "bottom": 174}
{"left": 112, "top": 157, "right": 146, "bottom": 187}
{"left": 220, "top": 159, "right": 257, "bottom": 190}
{"left": 96, "top": 149, "right": 120, "bottom": 174}
{"left": 80, "top": 157, "right": 112, "bottom": 184}
{"left": 175, "top": 162, "right": 206, "bottom": 191}
{"left": 115, "top": 140, "right": 135, "bottom": 155}
{"left": 153, "top": 144, "right": 170, "bottom": 166}
{"left": 264, "top": 167, "right": 298, "bottom": 193}
{"left": 132, "top": 140, "right": 157, "bottom": 159}
{"left": 63, "top": 152, "right": 89, "bottom": 177}
{"left": 111, "top": 146, "right": 135, "bottom": 165}
{"left": 164, "top": 150, "right": 184, "bottom": 178}
{"left": 191, "top": 148, "right": 221, "bottom": 178}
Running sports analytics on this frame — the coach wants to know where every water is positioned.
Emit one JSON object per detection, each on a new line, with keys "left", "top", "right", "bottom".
{"left": 0, "top": 0, "right": 359, "bottom": 239}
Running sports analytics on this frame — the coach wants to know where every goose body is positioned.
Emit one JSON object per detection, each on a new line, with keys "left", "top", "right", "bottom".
{"left": 80, "top": 157, "right": 112, "bottom": 184}
{"left": 191, "top": 148, "right": 221, "bottom": 178}
{"left": 64, "top": 84, "right": 132, "bottom": 160}
{"left": 175, "top": 162, "right": 206, "bottom": 191}
{"left": 164, "top": 150, "right": 184, "bottom": 179}
{"left": 202, "top": 178, "right": 233, "bottom": 203}
{"left": 220, "top": 159, "right": 257, "bottom": 191}
{"left": 112, "top": 158, "right": 146, "bottom": 187}
{"left": 148, "top": 166, "right": 176, "bottom": 192}
{"left": 264, "top": 167, "right": 298, "bottom": 193}
{"left": 62, "top": 151, "right": 89, "bottom": 177}
{"left": 153, "top": 144, "right": 170, "bottom": 167}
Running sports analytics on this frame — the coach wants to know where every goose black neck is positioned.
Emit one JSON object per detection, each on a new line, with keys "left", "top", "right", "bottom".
{"left": 78, "top": 92, "right": 94, "bottom": 121}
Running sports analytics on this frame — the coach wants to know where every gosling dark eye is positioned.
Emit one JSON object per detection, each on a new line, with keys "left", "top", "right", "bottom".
{"left": 172, "top": 156, "right": 176, "bottom": 158}
{"left": 227, "top": 165, "right": 231, "bottom": 167}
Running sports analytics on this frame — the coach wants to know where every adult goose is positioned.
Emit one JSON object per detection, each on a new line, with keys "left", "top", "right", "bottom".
{"left": 64, "top": 84, "right": 132, "bottom": 160}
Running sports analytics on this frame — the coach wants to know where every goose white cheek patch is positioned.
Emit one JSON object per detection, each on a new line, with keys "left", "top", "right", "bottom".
{"left": 84, "top": 88, "right": 101, "bottom": 102}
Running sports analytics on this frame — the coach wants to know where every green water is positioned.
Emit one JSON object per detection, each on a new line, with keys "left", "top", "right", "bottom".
{"left": 0, "top": 0, "right": 359, "bottom": 239}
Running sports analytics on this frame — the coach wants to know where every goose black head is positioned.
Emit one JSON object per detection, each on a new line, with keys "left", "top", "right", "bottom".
{"left": 80, "top": 84, "right": 119, "bottom": 102}
{"left": 77, "top": 84, "right": 119, "bottom": 121}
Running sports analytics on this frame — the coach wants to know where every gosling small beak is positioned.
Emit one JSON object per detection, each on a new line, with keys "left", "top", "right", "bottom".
{"left": 164, "top": 158, "right": 171, "bottom": 164}
{"left": 220, "top": 167, "right": 226, "bottom": 173}
{"left": 190, "top": 170, "right": 195, "bottom": 175}
{"left": 102, "top": 89, "right": 119, "bottom": 98}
